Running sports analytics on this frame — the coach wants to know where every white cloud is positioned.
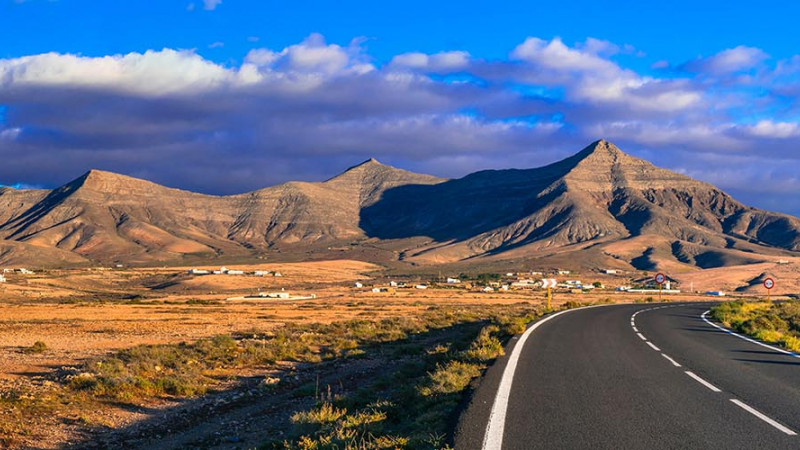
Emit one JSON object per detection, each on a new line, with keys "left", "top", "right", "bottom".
{"left": 203, "top": 0, "right": 221, "bottom": 11}
{"left": 512, "top": 37, "right": 618, "bottom": 74}
{"left": 0, "top": 127, "right": 21, "bottom": 140}
{"left": 684, "top": 45, "right": 769, "bottom": 75}
{"left": 746, "top": 120, "right": 800, "bottom": 138}
{"left": 390, "top": 51, "right": 470, "bottom": 71}
{"left": 0, "top": 49, "right": 234, "bottom": 95}
{"left": 208, "top": 41, "right": 224, "bottom": 49}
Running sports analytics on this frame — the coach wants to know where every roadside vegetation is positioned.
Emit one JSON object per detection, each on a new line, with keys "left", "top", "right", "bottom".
{"left": 1, "top": 304, "right": 541, "bottom": 448}
{"left": 710, "top": 300, "right": 800, "bottom": 352}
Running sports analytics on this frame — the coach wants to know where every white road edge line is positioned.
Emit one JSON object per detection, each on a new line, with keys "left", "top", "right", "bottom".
{"left": 482, "top": 306, "right": 601, "bottom": 450}
{"left": 646, "top": 341, "right": 661, "bottom": 351}
{"left": 685, "top": 371, "right": 722, "bottom": 392}
{"left": 661, "top": 353, "right": 681, "bottom": 367}
{"left": 636, "top": 332, "right": 647, "bottom": 341}
{"left": 701, "top": 310, "right": 800, "bottom": 359}
{"left": 730, "top": 399, "right": 797, "bottom": 436}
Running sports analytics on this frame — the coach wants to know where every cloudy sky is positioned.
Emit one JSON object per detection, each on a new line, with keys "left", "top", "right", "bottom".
{"left": 2, "top": 1, "right": 800, "bottom": 214}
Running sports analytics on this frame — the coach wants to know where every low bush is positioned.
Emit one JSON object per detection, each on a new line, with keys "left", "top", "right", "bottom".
{"left": 711, "top": 300, "right": 800, "bottom": 352}
{"left": 22, "top": 341, "right": 48, "bottom": 354}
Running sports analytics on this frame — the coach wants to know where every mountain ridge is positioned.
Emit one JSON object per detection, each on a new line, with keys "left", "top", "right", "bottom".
{"left": 1, "top": 140, "right": 799, "bottom": 270}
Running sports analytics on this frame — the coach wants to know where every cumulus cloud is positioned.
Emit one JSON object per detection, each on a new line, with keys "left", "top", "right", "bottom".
{"left": 745, "top": 120, "right": 800, "bottom": 138}
{"left": 390, "top": 51, "right": 470, "bottom": 71}
{"left": 1, "top": 34, "right": 800, "bottom": 215}
{"left": 682, "top": 45, "right": 770, "bottom": 75}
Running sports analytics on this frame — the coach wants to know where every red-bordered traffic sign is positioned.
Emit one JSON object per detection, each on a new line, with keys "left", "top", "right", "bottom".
{"left": 541, "top": 279, "right": 557, "bottom": 288}
{"left": 764, "top": 277, "right": 775, "bottom": 290}
{"left": 655, "top": 273, "right": 666, "bottom": 285}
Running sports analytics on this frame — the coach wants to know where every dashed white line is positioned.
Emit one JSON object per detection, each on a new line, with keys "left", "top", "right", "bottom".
{"left": 661, "top": 353, "right": 681, "bottom": 367}
{"left": 636, "top": 332, "right": 647, "bottom": 341}
{"left": 730, "top": 399, "right": 797, "bottom": 436}
{"left": 701, "top": 310, "right": 800, "bottom": 359}
{"left": 685, "top": 371, "right": 722, "bottom": 392}
{"left": 632, "top": 326, "right": 638, "bottom": 332}
{"left": 646, "top": 341, "right": 661, "bottom": 351}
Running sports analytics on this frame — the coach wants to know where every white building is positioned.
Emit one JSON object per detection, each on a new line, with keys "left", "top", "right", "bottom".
{"left": 558, "top": 270, "right": 571, "bottom": 275}
{"left": 18, "top": 268, "right": 33, "bottom": 275}
{"left": 258, "top": 292, "right": 290, "bottom": 299}
{"left": 389, "top": 281, "right": 399, "bottom": 287}
{"left": 604, "top": 269, "right": 618, "bottom": 274}
{"left": 188, "top": 269, "right": 210, "bottom": 275}
{"left": 446, "top": 277, "right": 461, "bottom": 284}
{"left": 254, "top": 271, "right": 271, "bottom": 277}
{"left": 354, "top": 282, "right": 363, "bottom": 288}
{"left": 414, "top": 284, "right": 428, "bottom": 289}
{"left": 226, "top": 270, "right": 245, "bottom": 275}
{"left": 273, "top": 272, "right": 282, "bottom": 277}
{"left": 0, "top": 274, "right": 5, "bottom": 283}
{"left": 482, "top": 286, "right": 494, "bottom": 292}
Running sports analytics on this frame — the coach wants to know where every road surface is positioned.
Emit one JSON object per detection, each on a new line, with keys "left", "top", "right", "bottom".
{"left": 455, "top": 303, "right": 800, "bottom": 449}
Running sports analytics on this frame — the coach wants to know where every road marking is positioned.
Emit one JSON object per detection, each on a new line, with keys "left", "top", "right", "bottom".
{"left": 632, "top": 326, "right": 638, "bottom": 332}
{"left": 685, "top": 371, "right": 721, "bottom": 392}
{"left": 482, "top": 306, "right": 601, "bottom": 450}
{"left": 636, "top": 332, "right": 647, "bottom": 341}
{"left": 646, "top": 341, "right": 661, "bottom": 351}
{"left": 730, "top": 399, "right": 797, "bottom": 436}
{"left": 701, "top": 311, "right": 800, "bottom": 359}
{"left": 661, "top": 353, "right": 681, "bottom": 367}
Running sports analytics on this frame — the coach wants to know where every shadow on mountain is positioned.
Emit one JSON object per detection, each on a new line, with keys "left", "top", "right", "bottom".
{"left": 359, "top": 151, "right": 588, "bottom": 241}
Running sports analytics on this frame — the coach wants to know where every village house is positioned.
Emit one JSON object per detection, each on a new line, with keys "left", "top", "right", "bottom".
{"left": 0, "top": 274, "right": 6, "bottom": 283}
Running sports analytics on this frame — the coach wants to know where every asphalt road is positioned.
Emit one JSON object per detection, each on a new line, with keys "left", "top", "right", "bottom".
{"left": 455, "top": 303, "right": 800, "bottom": 449}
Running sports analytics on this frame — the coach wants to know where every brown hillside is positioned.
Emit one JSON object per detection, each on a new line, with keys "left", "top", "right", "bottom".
{"left": 1, "top": 141, "right": 799, "bottom": 270}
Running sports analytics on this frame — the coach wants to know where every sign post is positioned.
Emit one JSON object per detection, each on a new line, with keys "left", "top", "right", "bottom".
{"left": 764, "top": 277, "right": 775, "bottom": 302}
{"left": 541, "top": 279, "right": 557, "bottom": 310}
{"left": 655, "top": 273, "right": 666, "bottom": 302}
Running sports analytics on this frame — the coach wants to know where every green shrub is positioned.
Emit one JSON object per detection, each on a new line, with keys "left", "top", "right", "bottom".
{"left": 418, "top": 361, "right": 482, "bottom": 397}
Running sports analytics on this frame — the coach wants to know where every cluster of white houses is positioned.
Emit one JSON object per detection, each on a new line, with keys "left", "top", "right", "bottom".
{"left": 3, "top": 268, "right": 34, "bottom": 274}
{"left": 1, "top": 268, "right": 35, "bottom": 283}
{"left": 188, "top": 267, "right": 282, "bottom": 277}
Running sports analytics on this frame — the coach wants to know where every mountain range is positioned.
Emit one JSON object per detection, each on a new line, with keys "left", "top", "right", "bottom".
{"left": 1, "top": 140, "right": 799, "bottom": 272}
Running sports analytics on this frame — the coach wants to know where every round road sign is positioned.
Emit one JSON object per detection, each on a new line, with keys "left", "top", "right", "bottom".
{"left": 764, "top": 277, "right": 775, "bottom": 290}
{"left": 655, "top": 273, "right": 666, "bottom": 285}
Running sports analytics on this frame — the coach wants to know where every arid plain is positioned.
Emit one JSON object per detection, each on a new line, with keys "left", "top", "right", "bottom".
{"left": 1, "top": 256, "right": 789, "bottom": 448}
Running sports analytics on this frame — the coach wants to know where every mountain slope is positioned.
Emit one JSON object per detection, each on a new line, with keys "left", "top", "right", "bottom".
{"left": 0, "top": 141, "right": 799, "bottom": 269}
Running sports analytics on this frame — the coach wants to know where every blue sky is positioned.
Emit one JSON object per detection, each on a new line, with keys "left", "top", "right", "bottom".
{"left": 2, "top": 0, "right": 800, "bottom": 215}
{"left": 4, "top": 1, "right": 800, "bottom": 68}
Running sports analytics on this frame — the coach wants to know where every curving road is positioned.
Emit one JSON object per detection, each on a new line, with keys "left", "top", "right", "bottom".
{"left": 455, "top": 303, "right": 800, "bottom": 449}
